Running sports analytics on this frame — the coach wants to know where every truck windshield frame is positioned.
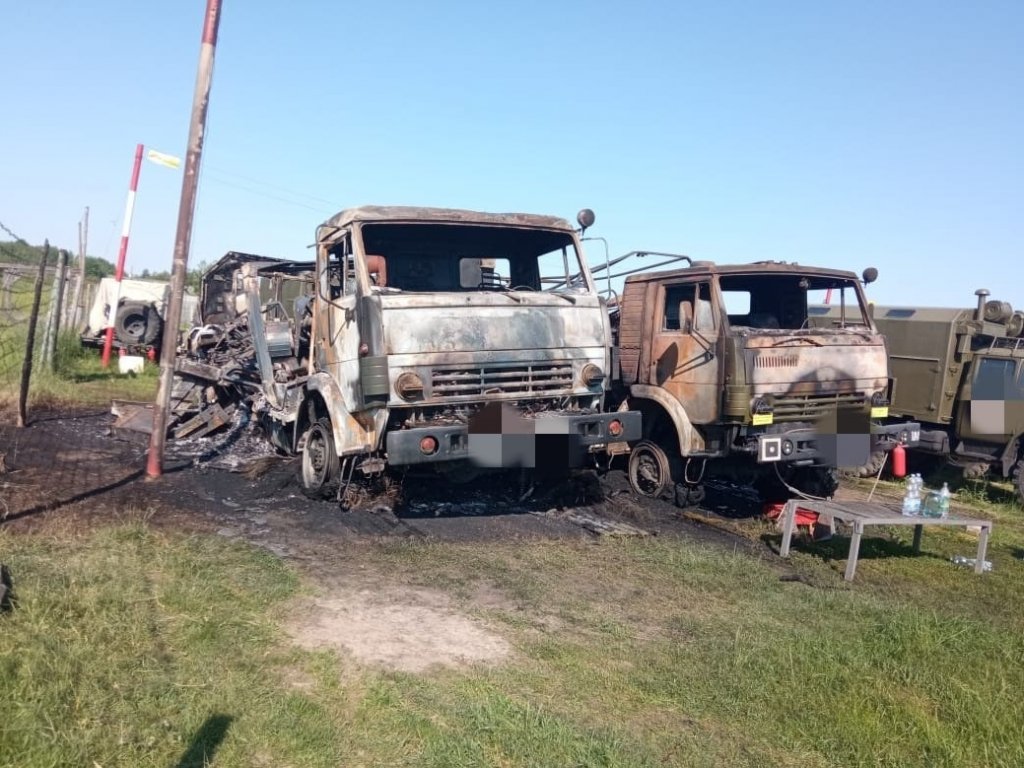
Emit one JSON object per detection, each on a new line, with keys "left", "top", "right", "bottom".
{"left": 718, "top": 273, "right": 869, "bottom": 331}
{"left": 352, "top": 222, "right": 589, "bottom": 294}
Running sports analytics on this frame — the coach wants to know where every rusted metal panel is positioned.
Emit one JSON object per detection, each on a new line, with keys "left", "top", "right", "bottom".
{"left": 319, "top": 206, "right": 574, "bottom": 234}
{"left": 615, "top": 280, "right": 646, "bottom": 386}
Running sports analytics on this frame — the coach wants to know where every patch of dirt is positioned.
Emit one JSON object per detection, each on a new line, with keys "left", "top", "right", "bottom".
{"left": 286, "top": 585, "right": 513, "bottom": 673}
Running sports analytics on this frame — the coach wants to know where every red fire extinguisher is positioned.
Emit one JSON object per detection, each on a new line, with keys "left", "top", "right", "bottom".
{"left": 891, "top": 443, "right": 907, "bottom": 478}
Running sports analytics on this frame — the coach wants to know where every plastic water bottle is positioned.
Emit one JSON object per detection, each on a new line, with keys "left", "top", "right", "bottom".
{"left": 938, "top": 482, "right": 951, "bottom": 518}
{"left": 902, "top": 475, "right": 921, "bottom": 515}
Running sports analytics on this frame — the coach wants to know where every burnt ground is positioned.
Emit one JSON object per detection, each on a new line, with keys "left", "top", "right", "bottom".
{"left": 0, "top": 407, "right": 835, "bottom": 672}
{"left": 0, "top": 407, "right": 771, "bottom": 560}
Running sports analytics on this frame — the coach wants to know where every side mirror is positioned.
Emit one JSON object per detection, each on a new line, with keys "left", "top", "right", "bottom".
{"left": 862, "top": 267, "right": 878, "bottom": 285}
{"left": 576, "top": 208, "right": 596, "bottom": 235}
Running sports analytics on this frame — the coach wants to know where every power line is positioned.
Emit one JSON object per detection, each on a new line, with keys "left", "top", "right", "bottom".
{"left": 203, "top": 164, "right": 343, "bottom": 209}
{"left": 200, "top": 172, "right": 339, "bottom": 215}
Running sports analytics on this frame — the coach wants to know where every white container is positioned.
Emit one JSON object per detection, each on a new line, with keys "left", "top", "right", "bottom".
{"left": 118, "top": 355, "right": 145, "bottom": 375}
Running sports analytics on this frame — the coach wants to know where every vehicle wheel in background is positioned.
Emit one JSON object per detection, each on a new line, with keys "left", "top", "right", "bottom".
{"left": 115, "top": 301, "right": 163, "bottom": 346}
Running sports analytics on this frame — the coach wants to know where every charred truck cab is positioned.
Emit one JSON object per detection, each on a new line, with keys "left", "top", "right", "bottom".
{"left": 293, "top": 206, "right": 641, "bottom": 498}
{"left": 604, "top": 256, "right": 919, "bottom": 505}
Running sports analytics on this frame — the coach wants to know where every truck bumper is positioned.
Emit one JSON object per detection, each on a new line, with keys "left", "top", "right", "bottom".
{"left": 386, "top": 410, "right": 642, "bottom": 468}
{"left": 751, "top": 419, "right": 923, "bottom": 468}
{"left": 870, "top": 420, "right": 922, "bottom": 450}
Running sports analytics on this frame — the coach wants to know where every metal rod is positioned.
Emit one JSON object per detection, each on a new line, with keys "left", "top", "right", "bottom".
{"left": 147, "top": 0, "right": 223, "bottom": 478}
{"left": 101, "top": 145, "right": 144, "bottom": 367}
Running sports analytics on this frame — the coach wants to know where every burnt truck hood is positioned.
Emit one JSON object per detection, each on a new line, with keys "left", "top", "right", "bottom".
{"left": 741, "top": 331, "right": 889, "bottom": 393}
{"left": 378, "top": 293, "right": 606, "bottom": 356}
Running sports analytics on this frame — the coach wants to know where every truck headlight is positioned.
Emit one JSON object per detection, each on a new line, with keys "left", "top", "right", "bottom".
{"left": 396, "top": 371, "right": 425, "bottom": 401}
{"left": 580, "top": 363, "right": 605, "bottom": 387}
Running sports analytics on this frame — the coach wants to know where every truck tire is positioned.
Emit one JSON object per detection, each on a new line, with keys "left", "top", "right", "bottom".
{"left": 300, "top": 418, "right": 340, "bottom": 500}
{"left": 792, "top": 467, "right": 840, "bottom": 499}
{"left": 1014, "top": 459, "right": 1024, "bottom": 505}
{"left": 115, "top": 301, "right": 163, "bottom": 346}
{"left": 628, "top": 440, "right": 672, "bottom": 500}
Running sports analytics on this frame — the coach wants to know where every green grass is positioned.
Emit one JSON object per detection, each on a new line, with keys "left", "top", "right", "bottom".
{"left": 0, "top": 319, "right": 158, "bottom": 411}
{"left": 6, "top": 509, "right": 1022, "bottom": 767}
{"left": 0, "top": 516, "right": 346, "bottom": 768}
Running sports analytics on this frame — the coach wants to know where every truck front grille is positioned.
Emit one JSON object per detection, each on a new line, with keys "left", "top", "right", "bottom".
{"left": 772, "top": 392, "right": 867, "bottom": 422}
{"left": 431, "top": 361, "right": 574, "bottom": 399}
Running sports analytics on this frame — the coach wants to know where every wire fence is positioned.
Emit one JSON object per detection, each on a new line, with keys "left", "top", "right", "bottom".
{"left": 0, "top": 220, "right": 112, "bottom": 427}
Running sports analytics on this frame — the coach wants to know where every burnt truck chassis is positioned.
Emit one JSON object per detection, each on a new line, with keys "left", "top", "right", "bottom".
{"left": 166, "top": 216, "right": 642, "bottom": 499}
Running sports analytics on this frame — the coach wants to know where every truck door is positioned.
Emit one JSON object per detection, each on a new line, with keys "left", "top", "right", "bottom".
{"left": 651, "top": 280, "right": 722, "bottom": 424}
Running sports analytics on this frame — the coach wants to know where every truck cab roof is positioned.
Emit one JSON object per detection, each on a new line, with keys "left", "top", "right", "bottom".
{"left": 318, "top": 205, "right": 575, "bottom": 234}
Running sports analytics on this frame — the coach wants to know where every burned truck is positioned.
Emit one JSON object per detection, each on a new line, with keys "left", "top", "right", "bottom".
{"left": 813, "top": 289, "right": 1024, "bottom": 502}
{"left": 599, "top": 256, "right": 919, "bottom": 505}
{"left": 168, "top": 206, "right": 641, "bottom": 499}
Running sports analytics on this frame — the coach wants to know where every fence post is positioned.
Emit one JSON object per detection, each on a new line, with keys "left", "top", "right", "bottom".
{"left": 41, "top": 250, "right": 65, "bottom": 369}
{"left": 51, "top": 250, "right": 69, "bottom": 365}
{"left": 17, "top": 240, "right": 49, "bottom": 427}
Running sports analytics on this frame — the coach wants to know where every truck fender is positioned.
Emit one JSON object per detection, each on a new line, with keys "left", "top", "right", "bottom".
{"left": 999, "top": 433, "right": 1023, "bottom": 477}
{"left": 304, "top": 372, "right": 384, "bottom": 457}
{"left": 628, "top": 384, "right": 706, "bottom": 455}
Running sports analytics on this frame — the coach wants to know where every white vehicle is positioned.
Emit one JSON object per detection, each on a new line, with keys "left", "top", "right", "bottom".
{"left": 80, "top": 276, "right": 199, "bottom": 354}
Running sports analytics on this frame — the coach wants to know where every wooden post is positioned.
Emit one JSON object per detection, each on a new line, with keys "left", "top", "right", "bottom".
{"left": 51, "top": 250, "right": 69, "bottom": 365}
{"left": 18, "top": 240, "right": 49, "bottom": 427}
{"left": 68, "top": 207, "right": 88, "bottom": 330}
{"left": 41, "top": 250, "right": 68, "bottom": 369}
{"left": 147, "top": 0, "right": 223, "bottom": 477}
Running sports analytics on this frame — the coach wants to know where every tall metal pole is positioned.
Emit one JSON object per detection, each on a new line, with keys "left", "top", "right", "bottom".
{"left": 101, "top": 144, "right": 144, "bottom": 367}
{"left": 147, "top": 0, "right": 223, "bottom": 478}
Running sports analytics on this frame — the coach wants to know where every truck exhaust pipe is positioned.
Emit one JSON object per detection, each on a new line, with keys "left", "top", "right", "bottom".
{"left": 975, "top": 289, "right": 990, "bottom": 323}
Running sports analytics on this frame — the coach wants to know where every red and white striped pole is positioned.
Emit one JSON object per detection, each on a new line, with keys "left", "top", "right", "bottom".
{"left": 101, "top": 142, "right": 145, "bottom": 368}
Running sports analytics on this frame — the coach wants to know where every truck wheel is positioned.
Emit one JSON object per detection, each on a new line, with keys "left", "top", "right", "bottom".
{"left": 792, "top": 467, "right": 839, "bottom": 499}
{"left": 300, "top": 418, "right": 340, "bottom": 499}
{"left": 628, "top": 440, "right": 672, "bottom": 500}
{"left": 115, "top": 301, "right": 163, "bottom": 346}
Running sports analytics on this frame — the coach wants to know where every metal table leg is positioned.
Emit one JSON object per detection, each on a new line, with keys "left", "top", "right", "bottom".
{"left": 912, "top": 524, "right": 923, "bottom": 554}
{"left": 976, "top": 525, "right": 991, "bottom": 574}
{"left": 779, "top": 501, "right": 796, "bottom": 557}
{"left": 844, "top": 522, "right": 864, "bottom": 581}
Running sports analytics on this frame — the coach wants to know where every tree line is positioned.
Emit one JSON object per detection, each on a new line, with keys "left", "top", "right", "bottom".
{"left": 1, "top": 241, "right": 208, "bottom": 290}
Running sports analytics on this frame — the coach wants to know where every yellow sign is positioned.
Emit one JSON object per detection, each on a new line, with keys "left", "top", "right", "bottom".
{"left": 870, "top": 406, "right": 889, "bottom": 418}
{"left": 146, "top": 149, "right": 181, "bottom": 169}
{"left": 752, "top": 412, "right": 773, "bottom": 426}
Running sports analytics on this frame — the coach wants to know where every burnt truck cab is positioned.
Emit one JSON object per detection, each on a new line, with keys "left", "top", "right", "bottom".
{"left": 294, "top": 205, "right": 641, "bottom": 496}
{"left": 607, "top": 257, "right": 919, "bottom": 503}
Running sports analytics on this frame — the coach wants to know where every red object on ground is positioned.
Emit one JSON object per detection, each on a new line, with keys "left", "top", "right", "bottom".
{"left": 146, "top": 347, "right": 157, "bottom": 361}
{"left": 891, "top": 443, "right": 906, "bottom": 478}
{"left": 763, "top": 502, "right": 819, "bottom": 528}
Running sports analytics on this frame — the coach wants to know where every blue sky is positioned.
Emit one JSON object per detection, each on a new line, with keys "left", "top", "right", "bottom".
{"left": 2, "top": 0, "right": 1020, "bottom": 308}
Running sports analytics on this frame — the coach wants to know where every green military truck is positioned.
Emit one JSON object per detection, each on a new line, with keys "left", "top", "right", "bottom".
{"left": 811, "top": 289, "right": 1024, "bottom": 502}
